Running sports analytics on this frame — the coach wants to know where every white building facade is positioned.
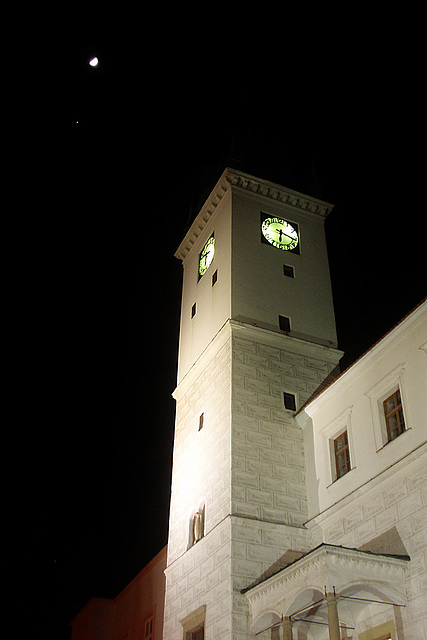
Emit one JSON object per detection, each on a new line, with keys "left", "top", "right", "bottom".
{"left": 163, "top": 168, "right": 427, "bottom": 640}
{"left": 247, "top": 299, "right": 427, "bottom": 640}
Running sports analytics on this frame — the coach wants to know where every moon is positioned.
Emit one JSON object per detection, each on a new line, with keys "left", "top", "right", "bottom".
{"left": 89, "top": 57, "right": 99, "bottom": 67}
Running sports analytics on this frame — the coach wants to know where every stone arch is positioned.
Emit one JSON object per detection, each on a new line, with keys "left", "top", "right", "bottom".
{"left": 284, "top": 586, "right": 328, "bottom": 640}
{"left": 252, "top": 610, "right": 282, "bottom": 636}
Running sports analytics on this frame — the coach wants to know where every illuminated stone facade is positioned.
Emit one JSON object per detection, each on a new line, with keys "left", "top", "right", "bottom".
{"left": 71, "top": 169, "right": 427, "bottom": 640}
{"left": 165, "top": 169, "right": 427, "bottom": 639}
{"left": 164, "top": 170, "right": 343, "bottom": 639}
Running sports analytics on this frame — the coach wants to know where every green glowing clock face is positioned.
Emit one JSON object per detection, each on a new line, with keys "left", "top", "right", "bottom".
{"left": 261, "top": 216, "right": 299, "bottom": 252}
{"left": 198, "top": 236, "right": 215, "bottom": 277}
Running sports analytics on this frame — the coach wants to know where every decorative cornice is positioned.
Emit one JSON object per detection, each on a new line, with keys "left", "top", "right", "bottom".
{"left": 243, "top": 543, "right": 409, "bottom": 611}
{"left": 174, "top": 168, "right": 334, "bottom": 261}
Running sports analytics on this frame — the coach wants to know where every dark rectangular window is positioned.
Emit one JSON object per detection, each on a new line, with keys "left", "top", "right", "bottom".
{"left": 191, "top": 303, "right": 196, "bottom": 318}
{"left": 283, "top": 264, "right": 295, "bottom": 278}
{"left": 284, "top": 392, "right": 296, "bottom": 411}
{"left": 279, "top": 315, "right": 291, "bottom": 332}
{"left": 383, "top": 389, "right": 405, "bottom": 442}
{"left": 198, "top": 412, "right": 204, "bottom": 431}
{"left": 212, "top": 269, "right": 218, "bottom": 286}
{"left": 192, "top": 629, "right": 204, "bottom": 640}
{"left": 334, "top": 431, "right": 351, "bottom": 478}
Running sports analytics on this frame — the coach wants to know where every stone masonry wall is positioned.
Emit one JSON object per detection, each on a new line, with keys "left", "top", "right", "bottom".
{"left": 229, "top": 325, "right": 341, "bottom": 638}
{"left": 164, "top": 322, "right": 342, "bottom": 640}
{"left": 231, "top": 327, "right": 339, "bottom": 528}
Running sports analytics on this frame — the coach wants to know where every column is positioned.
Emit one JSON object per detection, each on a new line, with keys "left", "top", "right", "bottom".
{"left": 326, "top": 592, "right": 340, "bottom": 640}
{"left": 282, "top": 616, "right": 293, "bottom": 640}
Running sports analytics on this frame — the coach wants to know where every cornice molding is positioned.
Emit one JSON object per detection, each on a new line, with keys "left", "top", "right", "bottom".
{"left": 175, "top": 168, "right": 334, "bottom": 261}
{"left": 244, "top": 543, "right": 409, "bottom": 623}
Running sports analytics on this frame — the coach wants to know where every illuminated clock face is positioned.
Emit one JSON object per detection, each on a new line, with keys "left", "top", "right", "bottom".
{"left": 261, "top": 216, "right": 299, "bottom": 251}
{"left": 198, "top": 236, "right": 215, "bottom": 277}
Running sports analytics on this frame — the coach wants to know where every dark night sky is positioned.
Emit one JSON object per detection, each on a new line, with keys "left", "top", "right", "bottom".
{"left": 30, "top": 19, "right": 425, "bottom": 640}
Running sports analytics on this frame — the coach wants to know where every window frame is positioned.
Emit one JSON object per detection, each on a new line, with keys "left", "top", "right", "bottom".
{"left": 181, "top": 605, "right": 206, "bottom": 640}
{"left": 141, "top": 607, "right": 155, "bottom": 640}
{"left": 319, "top": 406, "right": 355, "bottom": 486}
{"left": 284, "top": 391, "right": 297, "bottom": 412}
{"left": 279, "top": 315, "right": 291, "bottom": 333}
{"left": 365, "top": 363, "right": 409, "bottom": 452}
{"left": 333, "top": 430, "right": 351, "bottom": 479}
{"left": 383, "top": 388, "right": 405, "bottom": 442}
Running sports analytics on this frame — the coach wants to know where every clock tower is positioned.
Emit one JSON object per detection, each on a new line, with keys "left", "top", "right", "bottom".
{"left": 163, "top": 169, "right": 342, "bottom": 640}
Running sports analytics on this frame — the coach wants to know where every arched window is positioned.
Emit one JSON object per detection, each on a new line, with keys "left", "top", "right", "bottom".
{"left": 191, "top": 504, "right": 205, "bottom": 546}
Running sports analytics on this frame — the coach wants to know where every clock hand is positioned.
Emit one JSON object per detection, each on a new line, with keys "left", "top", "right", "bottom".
{"left": 276, "top": 229, "right": 284, "bottom": 242}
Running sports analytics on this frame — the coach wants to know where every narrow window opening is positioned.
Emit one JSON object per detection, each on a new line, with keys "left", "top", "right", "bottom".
{"left": 191, "top": 303, "right": 196, "bottom": 318}
{"left": 333, "top": 430, "right": 351, "bottom": 479}
{"left": 283, "top": 264, "right": 295, "bottom": 278}
{"left": 279, "top": 315, "right": 291, "bottom": 332}
{"left": 198, "top": 412, "right": 204, "bottom": 431}
{"left": 212, "top": 269, "right": 218, "bottom": 286}
{"left": 192, "top": 504, "right": 205, "bottom": 545}
{"left": 383, "top": 388, "right": 405, "bottom": 442}
{"left": 284, "top": 392, "right": 296, "bottom": 411}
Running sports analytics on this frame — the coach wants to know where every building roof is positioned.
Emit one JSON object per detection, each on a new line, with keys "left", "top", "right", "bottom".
{"left": 174, "top": 167, "right": 334, "bottom": 261}
{"left": 241, "top": 542, "right": 410, "bottom": 595}
{"left": 296, "top": 297, "right": 427, "bottom": 417}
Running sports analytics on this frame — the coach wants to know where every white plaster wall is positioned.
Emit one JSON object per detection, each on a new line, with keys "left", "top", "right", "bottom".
{"left": 302, "top": 301, "right": 427, "bottom": 517}
{"left": 177, "top": 190, "right": 232, "bottom": 382}
{"left": 231, "top": 188, "right": 338, "bottom": 348}
{"left": 299, "top": 302, "right": 427, "bottom": 639}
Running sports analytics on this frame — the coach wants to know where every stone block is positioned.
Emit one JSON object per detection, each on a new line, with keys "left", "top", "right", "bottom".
{"left": 247, "top": 487, "right": 274, "bottom": 507}
{"left": 246, "top": 353, "right": 270, "bottom": 368}
{"left": 232, "top": 517, "right": 262, "bottom": 544}
{"left": 260, "top": 476, "right": 286, "bottom": 494}
{"left": 257, "top": 343, "right": 281, "bottom": 359}
{"left": 409, "top": 529, "right": 427, "bottom": 555}
{"left": 286, "top": 480, "right": 307, "bottom": 499}
{"left": 274, "top": 493, "right": 300, "bottom": 512}
{"left": 246, "top": 542, "right": 278, "bottom": 565}
{"left": 383, "top": 478, "right": 408, "bottom": 508}
{"left": 271, "top": 360, "right": 295, "bottom": 376}
{"left": 355, "top": 519, "right": 378, "bottom": 547}
{"left": 245, "top": 376, "right": 270, "bottom": 394}
{"left": 246, "top": 403, "right": 271, "bottom": 419}
{"left": 260, "top": 448, "right": 287, "bottom": 465}
{"left": 283, "top": 375, "right": 307, "bottom": 392}
{"left": 305, "top": 356, "right": 330, "bottom": 371}
{"left": 233, "top": 337, "right": 256, "bottom": 352}
{"left": 411, "top": 504, "right": 427, "bottom": 533}
{"left": 232, "top": 500, "right": 260, "bottom": 519}
{"left": 281, "top": 351, "right": 305, "bottom": 365}
{"left": 362, "top": 493, "right": 385, "bottom": 520}
{"left": 232, "top": 557, "right": 262, "bottom": 578}
{"left": 325, "top": 519, "right": 345, "bottom": 542}
{"left": 286, "top": 452, "right": 305, "bottom": 468}
{"left": 258, "top": 392, "right": 283, "bottom": 410}
{"left": 261, "top": 507, "right": 288, "bottom": 524}
{"left": 295, "top": 365, "right": 319, "bottom": 382}
{"left": 246, "top": 429, "right": 272, "bottom": 448}
{"left": 398, "top": 489, "right": 423, "bottom": 520}
{"left": 232, "top": 439, "right": 260, "bottom": 460}
{"left": 375, "top": 504, "right": 399, "bottom": 534}
{"left": 259, "top": 418, "right": 286, "bottom": 435}
{"left": 233, "top": 469, "right": 259, "bottom": 488}
{"left": 343, "top": 508, "right": 365, "bottom": 533}
{"left": 272, "top": 463, "right": 298, "bottom": 480}
{"left": 256, "top": 368, "right": 282, "bottom": 384}
{"left": 246, "top": 458, "right": 273, "bottom": 477}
